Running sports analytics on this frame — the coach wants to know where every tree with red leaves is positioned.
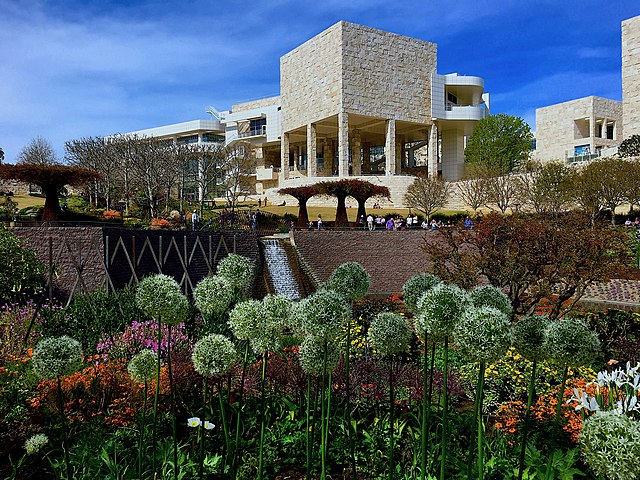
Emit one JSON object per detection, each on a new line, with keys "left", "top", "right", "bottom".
{"left": 317, "top": 179, "right": 389, "bottom": 228}
{"left": 0, "top": 164, "right": 101, "bottom": 220}
{"left": 423, "top": 212, "right": 631, "bottom": 319}
{"left": 278, "top": 185, "right": 320, "bottom": 227}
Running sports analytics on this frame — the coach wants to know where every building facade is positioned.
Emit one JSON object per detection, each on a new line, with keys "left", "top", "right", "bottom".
{"left": 119, "top": 21, "right": 489, "bottom": 205}
{"left": 535, "top": 14, "right": 640, "bottom": 163}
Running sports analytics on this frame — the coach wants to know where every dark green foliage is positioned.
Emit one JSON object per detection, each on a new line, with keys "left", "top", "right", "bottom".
{"left": 40, "top": 286, "right": 146, "bottom": 351}
{"left": 0, "top": 226, "right": 44, "bottom": 304}
{"left": 619, "top": 134, "right": 640, "bottom": 158}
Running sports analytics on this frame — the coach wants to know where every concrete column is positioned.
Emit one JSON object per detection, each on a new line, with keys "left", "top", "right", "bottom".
{"left": 307, "top": 123, "right": 317, "bottom": 178}
{"left": 397, "top": 136, "right": 404, "bottom": 174}
{"left": 352, "top": 129, "right": 362, "bottom": 176}
{"left": 385, "top": 119, "right": 396, "bottom": 175}
{"left": 325, "top": 140, "right": 335, "bottom": 176}
{"left": 428, "top": 123, "right": 438, "bottom": 177}
{"left": 440, "top": 129, "right": 465, "bottom": 181}
{"left": 589, "top": 112, "right": 596, "bottom": 154}
{"left": 338, "top": 112, "right": 350, "bottom": 177}
{"left": 362, "top": 142, "right": 371, "bottom": 173}
{"left": 280, "top": 133, "right": 290, "bottom": 180}
{"left": 255, "top": 146, "right": 265, "bottom": 168}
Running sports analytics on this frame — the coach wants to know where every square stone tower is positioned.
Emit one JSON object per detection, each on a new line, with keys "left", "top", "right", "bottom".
{"left": 623, "top": 15, "right": 640, "bottom": 138}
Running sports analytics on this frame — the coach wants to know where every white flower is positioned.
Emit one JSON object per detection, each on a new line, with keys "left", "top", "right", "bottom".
{"left": 187, "top": 417, "right": 202, "bottom": 428}
{"left": 25, "top": 433, "right": 49, "bottom": 455}
{"left": 204, "top": 421, "right": 215, "bottom": 430}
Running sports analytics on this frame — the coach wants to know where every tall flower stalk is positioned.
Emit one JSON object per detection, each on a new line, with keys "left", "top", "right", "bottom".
{"left": 414, "top": 283, "right": 470, "bottom": 480}
{"left": 128, "top": 349, "right": 158, "bottom": 479}
{"left": 454, "top": 305, "right": 512, "bottom": 480}
{"left": 403, "top": 273, "right": 441, "bottom": 480}
{"left": 368, "top": 312, "right": 412, "bottom": 480}
{"left": 512, "top": 314, "right": 550, "bottom": 480}
{"left": 31, "top": 336, "right": 83, "bottom": 480}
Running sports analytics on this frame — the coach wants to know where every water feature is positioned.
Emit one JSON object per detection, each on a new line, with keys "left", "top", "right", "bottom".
{"left": 261, "top": 238, "right": 301, "bottom": 300}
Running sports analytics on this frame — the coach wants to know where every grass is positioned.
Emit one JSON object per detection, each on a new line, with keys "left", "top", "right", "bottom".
{"left": 1, "top": 194, "right": 44, "bottom": 209}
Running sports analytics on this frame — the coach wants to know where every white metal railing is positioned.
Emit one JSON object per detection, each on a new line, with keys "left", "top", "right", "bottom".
{"left": 238, "top": 125, "right": 267, "bottom": 138}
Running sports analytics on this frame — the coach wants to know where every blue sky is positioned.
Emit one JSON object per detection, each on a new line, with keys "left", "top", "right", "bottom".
{"left": 1, "top": 0, "right": 638, "bottom": 162}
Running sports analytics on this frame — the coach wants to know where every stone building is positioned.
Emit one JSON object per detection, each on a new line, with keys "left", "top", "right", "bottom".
{"left": 535, "top": 14, "right": 640, "bottom": 162}
{"left": 119, "top": 21, "right": 489, "bottom": 206}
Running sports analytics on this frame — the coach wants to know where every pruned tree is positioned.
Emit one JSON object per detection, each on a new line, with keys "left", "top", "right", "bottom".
{"left": 519, "top": 161, "right": 575, "bottom": 216}
{"left": 423, "top": 212, "right": 631, "bottom": 319}
{"left": 464, "top": 114, "right": 533, "bottom": 174}
{"left": 17, "top": 136, "right": 58, "bottom": 165}
{"left": 573, "top": 158, "right": 629, "bottom": 225}
{"left": 457, "top": 166, "right": 491, "bottom": 214}
{"left": 404, "top": 174, "right": 450, "bottom": 221}
{"left": 316, "top": 179, "right": 352, "bottom": 227}
{"left": 279, "top": 185, "right": 320, "bottom": 227}
{"left": 619, "top": 135, "right": 640, "bottom": 158}
{"left": 0, "top": 164, "right": 100, "bottom": 220}
{"left": 348, "top": 181, "right": 390, "bottom": 221}
{"left": 485, "top": 173, "right": 522, "bottom": 213}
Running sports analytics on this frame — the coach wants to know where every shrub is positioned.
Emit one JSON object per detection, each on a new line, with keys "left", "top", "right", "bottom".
{"left": 0, "top": 226, "right": 44, "bottom": 304}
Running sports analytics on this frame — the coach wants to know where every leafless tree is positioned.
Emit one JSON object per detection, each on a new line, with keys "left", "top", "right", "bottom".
{"left": 224, "top": 142, "right": 255, "bottom": 211}
{"left": 404, "top": 174, "right": 450, "bottom": 221}
{"left": 456, "top": 166, "right": 491, "bottom": 214}
{"left": 17, "top": 136, "right": 58, "bottom": 165}
{"left": 518, "top": 161, "right": 575, "bottom": 216}
{"left": 485, "top": 173, "right": 522, "bottom": 214}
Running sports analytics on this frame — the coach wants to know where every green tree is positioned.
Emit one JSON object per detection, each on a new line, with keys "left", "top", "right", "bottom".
{"left": 519, "top": 161, "right": 576, "bottom": 216}
{"left": 619, "top": 134, "right": 640, "bottom": 158}
{"left": 464, "top": 114, "right": 533, "bottom": 174}
{"left": 0, "top": 226, "right": 44, "bottom": 303}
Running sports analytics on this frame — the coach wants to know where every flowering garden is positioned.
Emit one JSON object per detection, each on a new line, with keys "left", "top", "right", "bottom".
{"left": 2, "top": 223, "right": 640, "bottom": 479}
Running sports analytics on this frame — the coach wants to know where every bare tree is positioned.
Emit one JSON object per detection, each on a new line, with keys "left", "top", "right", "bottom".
{"left": 404, "top": 174, "right": 450, "bottom": 221}
{"left": 485, "top": 173, "right": 521, "bottom": 213}
{"left": 224, "top": 142, "right": 255, "bottom": 211}
{"left": 456, "top": 166, "right": 491, "bottom": 214}
{"left": 519, "top": 161, "right": 575, "bottom": 216}
{"left": 190, "top": 143, "right": 226, "bottom": 214}
{"left": 0, "top": 147, "right": 4, "bottom": 165}
{"left": 17, "top": 136, "right": 58, "bottom": 165}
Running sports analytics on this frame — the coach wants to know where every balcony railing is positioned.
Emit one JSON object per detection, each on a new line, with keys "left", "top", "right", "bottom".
{"left": 566, "top": 152, "right": 602, "bottom": 164}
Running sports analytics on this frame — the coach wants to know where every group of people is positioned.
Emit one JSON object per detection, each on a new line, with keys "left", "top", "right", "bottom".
{"left": 625, "top": 217, "right": 640, "bottom": 228}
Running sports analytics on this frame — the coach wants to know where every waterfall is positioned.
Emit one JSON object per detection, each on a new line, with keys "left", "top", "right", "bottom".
{"left": 261, "top": 239, "right": 301, "bottom": 300}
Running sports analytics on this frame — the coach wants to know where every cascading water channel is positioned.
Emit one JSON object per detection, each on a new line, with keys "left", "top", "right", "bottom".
{"left": 261, "top": 239, "right": 301, "bottom": 300}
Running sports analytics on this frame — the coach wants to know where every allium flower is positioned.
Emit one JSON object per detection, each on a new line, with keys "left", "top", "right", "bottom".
{"left": 298, "top": 335, "right": 340, "bottom": 376}
{"left": 127, "top": 349, "right": 158, "bottom": 384}
{"left": 136, "top": 274, "right": 189, "bottom": 324}
{"left": 512, "top": 314, "right": 550, "bottom": 362}
{"left": 228, "top": 299, "right": 264, "bottom": 341}
{"left": 298, "top": 290, "right": 351, "bottom": 341}
{"left": 414, "top": 283, "right": 471, "bottom": 342}
{"left": 454, "top": 307, "right": 512, "bottom": 363}
{"left": 469, "top": 285, "right": 512, "bottom": 317}
{"left": 32, "top": 336, "right": 83, "bottom": 379}
{"left": 187, "top": 417, "right": 202, "bottom": 428}
{"left": 192, "top": 334, "right": 237, "bottom": 378}
{"left": 203, "top": 421, "right": 215, "bottom": 430}
{"left": 545, "top": 318, "right": 601, "bottom": 367}
{"left": 579, "top": 411, "right": 640, "bottom": 480}
{"left": 325, "top": 262, "right": 370, "bottom": 302}
{"left": 402, "top": 273, "right": 441, "bottom": 313}
{"left": 368, "top": 313, "right": 412, "bottom": 356}
{"left": 249, "top": 294, "right": 293, "bottom": 353}
{"left": 25, "top": 433, "right": 49, "bottom": 455}
{"left": 216, "top": 254, "right": 254, "bottom": 291}
{"left": 193, "top": 275, "right": 233, "bottom": 317}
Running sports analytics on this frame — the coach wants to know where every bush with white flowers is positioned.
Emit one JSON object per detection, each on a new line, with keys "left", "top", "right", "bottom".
{"left": 414, "top": 283, "right": 470, "bottom": 342}
{"left": 469, "top": 285, "right": 512, "bottom": 317}
{"left": 326, "top": 262, "right": 370, "bottom": 302}
{"left": 217, "top": 254, "right": 254, "bottom": 291}
{"left": 136, "top": 274, "right": 189, "bottom": 324}
{"left": 402, "top": 273, "right": 441, "bottom": 313}
{"left": 193, "top": 275, "right": 234, "bottom": 317}
{"left": 128, "top": 349, "right": 158, "bottom": 384}
{"left": 368, "top": 313, "right": 412, "bottom": 356}
{"left": 32, "top": 336, "right": 83, "bottom": 380}
{"left": 192, "top": 334, "right": 237, "bottom": 378}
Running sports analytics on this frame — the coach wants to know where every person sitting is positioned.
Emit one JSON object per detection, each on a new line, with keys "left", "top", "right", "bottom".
{"left": 635, "top": 217, "right": 640, "bottom": 228}
{"left": 464, "top": 216, "right": 473, "bottom": 229}
{"left": 626, "top": 218, "right": 633, "bottom": 227}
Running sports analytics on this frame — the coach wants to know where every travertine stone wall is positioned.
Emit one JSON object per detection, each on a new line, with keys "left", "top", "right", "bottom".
{"left": 535, "top": 96, "right": 622, "bottom": 161}
{"left": 623, "top": 15, "right": 640, "bottom": 138}
{"left": 232, "top": 96, "right": 280, "bottom": 113}
{"left": 280, "top": 21, "right": 437, "bottom": 133}
{"left": 340, "top": 22, "right": 436, "bottom": 124}
{"left": 281, "top": 23, "right": 343, "bottom": 132}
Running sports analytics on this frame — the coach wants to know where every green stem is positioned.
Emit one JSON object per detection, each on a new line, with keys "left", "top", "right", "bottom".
{"left": 167, "top": 324, "right": 178, "bottom": 480}
{"left": 139, "top": 382, "right": 148, "bottom": 480}
{"left": 545, "top": 364, "right": 569, "bottom": 480}
{"left": 152, "top": 318, "right": 162, "bottom": 477}
{"left": 421, "top": 339, "right": 430, "bottom": 480}
{"left": 57, "top": 376, "right": 72, "bottom": 480}
{"left": 258, "top": 352, "right": 268, "bottom": 480}
{"left": 324, "top": 371, "right": 333, "bottom": 466}
{"left": 218, "top": 378, "right": 231, "bottom": 471}
{"left": 199, "top": 379, "right": 208, "bottom": 480}
{"left": 320, "top": 343, "right": 328, "bottom": 480}
{"left": 233, "top": 342, "right": 249, "bottom": 478}
{"left": 389, "top": 356, "right": 395, "bottom": 480}
{"left": 477, "top": 361, "right": 486, "bottom": 480}
{"left": 439, "top": 337, "right": 449, "bottom": 480}
{"left": 518, "top": 360, "right": 537, "bottom": 480}
{"left": 306, "top": 375, "right": 312, "bottom": 480}
{"left": 345, "top": 321, "right": 355, "bottom": 476}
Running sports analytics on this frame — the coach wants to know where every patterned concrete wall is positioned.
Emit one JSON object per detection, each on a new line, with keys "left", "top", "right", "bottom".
{"left": 623, "top": 15, "right": 640, "bottom": 138}
{"left": 536, "top": 96, "right": 622, "bottom": 161}
{"left": 340, "top": 22, "right": 436, "bottom": 124}
{"left": 232, "top": 96, "right": 280, "bottom": 113}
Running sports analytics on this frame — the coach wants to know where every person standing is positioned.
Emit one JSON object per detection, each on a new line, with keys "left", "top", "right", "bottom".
{"left": 367, "top": 214, "right": 374, "bottom": 231}
{"left": 191, "top": 210, "right": 199, "bottom": 230}
{"left": 317, "top": 215, "right": 323, "bottom": 230}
